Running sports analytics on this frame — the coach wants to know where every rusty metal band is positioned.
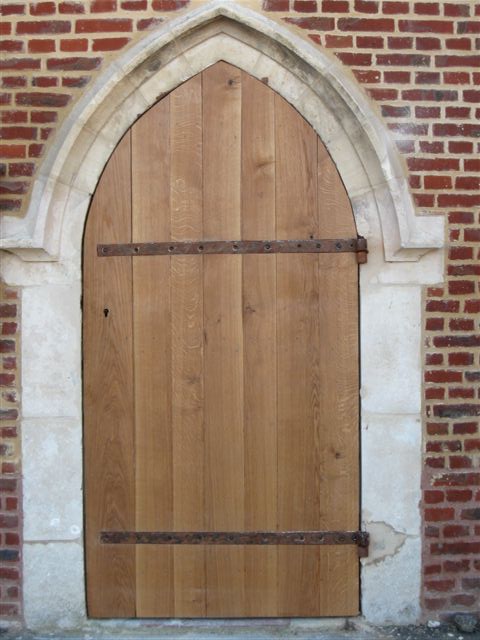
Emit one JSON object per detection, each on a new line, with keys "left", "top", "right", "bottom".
{"left": 100, "top": 530, "right": 369, "bottom": 554}
{"left": 97, "top": 238, "right": 368, "bottom": 260}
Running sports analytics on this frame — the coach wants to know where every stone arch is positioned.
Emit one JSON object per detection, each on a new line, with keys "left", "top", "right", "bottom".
{"left": 0, "top": 0, "right": 442, "bottom": 262}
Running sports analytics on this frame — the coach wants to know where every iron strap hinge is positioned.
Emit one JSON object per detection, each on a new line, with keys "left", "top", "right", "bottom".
{"left": 97, "top": 238, "right": 368, "bottom": 264}
{"left": 100, "top": 530, "right": 370, "bottom": 558}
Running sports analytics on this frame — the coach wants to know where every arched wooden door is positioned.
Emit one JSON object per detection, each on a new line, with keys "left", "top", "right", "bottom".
{"left": 83, "top": 62, "right": 365, "bottom": 619}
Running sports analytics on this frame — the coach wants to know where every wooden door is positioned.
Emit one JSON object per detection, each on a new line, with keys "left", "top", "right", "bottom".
{"left": 83, "top": 62, "right": 362, "bottom": 619}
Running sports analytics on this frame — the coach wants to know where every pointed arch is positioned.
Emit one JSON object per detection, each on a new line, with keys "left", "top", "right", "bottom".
{"left": 0, "top": 0, "right": 442, "bottom": 261}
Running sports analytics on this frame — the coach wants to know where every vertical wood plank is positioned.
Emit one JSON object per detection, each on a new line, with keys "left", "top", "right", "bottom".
{"left": 132, "top": 98, "right": 174, "bottom": 617}
{"left": 170, "top": 74, "right": 206, "bottom": 617}
{"left": 317, "top": 138, "right": 357, "bottom": 237}
{"left": 202, "top": 62, "right": 245, "bottom": 616}
{"left": 241, "top": 72, "right": 278, "bottom": 616}
{"left": 83, "top": 132, "right": 136, "bottom": 617}
{"left": 275, "top": 92, "right": 324, "bottom": 615}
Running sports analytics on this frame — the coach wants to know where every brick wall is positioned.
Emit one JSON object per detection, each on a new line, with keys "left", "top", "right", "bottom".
{"left": 0, "top": 0, "right": 479, "bottom": 624}
{"left": 0, "top": 282, "right": 22, "bottom": 623}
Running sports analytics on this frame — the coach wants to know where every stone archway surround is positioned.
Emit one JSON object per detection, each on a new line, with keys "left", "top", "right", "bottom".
{"left": 0, "top": 1, "right": 444, "bottom": 631}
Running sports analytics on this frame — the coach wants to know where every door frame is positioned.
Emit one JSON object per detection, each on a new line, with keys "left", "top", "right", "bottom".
{"left": 3, "top": 2, "right": 444, "bottom": 630}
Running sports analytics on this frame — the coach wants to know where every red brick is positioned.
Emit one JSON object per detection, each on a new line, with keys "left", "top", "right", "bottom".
{"left": 91, "top": 0, "right": 117, "bottom": 10}
{"left": 446, "top": 38, "right": 472, "bottom": 51}
{"left": 424, "top": 564, "right": 442, "bottom": 575}
{"left": 32, "top": 76, "right": 58, "bottom": 88}
{"left": 30, "top": 1, "right": 56, "bottom": 14}
{"left": 431, "top": 541, "right": 480, "bottom": 554}
{"left": 443, "top": 524, "right": 469, "bottom": 537}
{"left": 457, "top": 177, "right": 480, "bottom": 191}
{"left": 354, "top": 0, "right": 379, "bottom": 12}
{"left": 121, "top": 0, "right": 148, "bottom": 8}
{"left": 0, "top": 111, "right": 27, "bottom": 124}
{"left": 59, "top": 1, "right": 85, "bottom": 12}
{"left": 387, "top": 36, "right": 413, "bottom": 49}
{"left": 16, "top": 92, "right": 71, "bottom": 107}
{"left": 322, "top": 0, "right": 349, "bottom": 9}
{"left": 436, "top": 55, "right": 480, "bottom": 68}
{"left": 338, "top": 17, "right": 395, "bottom": 31}
{"left": 426, "top": 352, "right": 443, "bottom": 364}
{"left": 450, "top": 456, "right": 472, "bottom": 469}
{"left": 426, "top": 300, "right": 460, "bottom": 313}
{"left": 293, "top": 0, "right": 318, "bottom": 11}
{"left": 151, "top": 0, "right": 189, "bottom": 8}
{"left": 0, "top": 58, "right": 41, "bottom": 71}
{"left": 451, "top": 594, "right": 476, "bottom": 606}
{"left": 60, "top": 38, "right": 89, "bottom": 52}
{"left": 424, "top": 597, "right": 447, "bottom": 610}
{"left": 439, "top": 194, "right": 480, "bottom": 207}
{"left": 448, "top": 281, "right": 475, "bottom": 296}
{"left": 284, "top": 17, "right": 335, "bottom": 29}
{"left": 384, "top": 71, "right": 410, "bottom": 83}
{"left": 424, "top": 490, "right": 444, "bottom": 504}
{"left": 47, "top": 57, "right": 101, "bottom": 71}
{"left": 336, "top": 52, "right": 372, "bottom": 66}
{"left": 403, "top": 88, "right": 457, "bottom": 101}
{"left": 416, "top": 36, "right": 441, "bottom": 50}
{"left": 76, "top": 18, "right": 132, "bottom": 32}
{"left": 446, "top": 489, "right": 473, "bottom": 501}
{"left": 464, "top": 89, "right": 480, "bottom": 102}
{"left": 29, "top": 143, "right": 45, "bottom": 157}
{"left": 377, "top": 53, "right": 430, "bottom": 66}
{"left": 444, "top": 3, "right": 470, "bottom": 17}
{"left": 16, "top": 20, "right": 71, "bottom": 34}
{"left": 465, "top": 159, "right": 480, "bottom": 172}
{"left": 382, "top": 1, "right": 409, "bottom": 12}
{"left": 0, "top": 39, "right": 24, "bottom": 53}
{"left": 426, "top": 387, "right": 445, "bottom": 400}
{"left": 449, "top": 141, "right": 473, "bottom": 153}
{"left": 92, "top": 37, "right": 130, "bottom": 51}
{"left": 425, "top": 579, "right": 455, "bottom": 592}
{"left": 0, "top": 4, "right": 25, "bottom": 16}
{"left": 28, "top": 39, "right": 56, "bottom": 53}
{"left": 419, "top": 140, "right": 442, "bottom": 151}
{"left": 357, "top": 36, "right": 384, "bottom": 48}
{"left": 458, "top": 21, "right": 480, "bottom": 34}
{"left": 0, "top": 127, "right": 37, "bottom": 141}
{"left": 444, "top": 559, "right": 470, "bottom": 572}
{"left": 415, "top": 2, "right": 439, "bottom": 14}
{"left": 137, "top": 17, "right": 163, "bottom": 30}
{"left": 400, "top": 20, "right": 453, "bottom": 33}
{"left": 424, "top": 175, "right": 452, "bottom": 190}
{"left": 465, "top": 440, "right": 480, "bottom": 452}
{"left": 426, "top": 456, "right": 445, "bottom": 468}
{"left": 427, "top": 423, "right": 449, "bottom": 436}
{"left": 30, "top": 111, "right": 57, "bottom": 124}
{"left": 324, "top": 35, "right": 353, "bottom": 47}
{"left": 262, "top": 0, "right": 289, "bottom": 10}
{"left": 444, "top": 71, "right": 471, "bottom": 84}
{"left": 0, "top": 145, "right": 25, "bottom": 159}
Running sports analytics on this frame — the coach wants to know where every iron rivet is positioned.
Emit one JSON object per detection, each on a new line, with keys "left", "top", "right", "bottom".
{"left": 134, "top": 246, "right": 139, "bottom": 253}
{"left": 198, "top": 245, "right": 204, "bottom": 252}
{"left": 265, "top": 244, "right": 271, "bottom": 251}
{"left": 335, "top": 242, "right": 342, "bottom": 250}
{"left": 102, "top": 247, "right": 107, "bottom": 254}
{"left": 168, "top": 246, "right": 174, "bottom": 252}
{"left": 233, "top": 244, "right": 238, "bottom": 251}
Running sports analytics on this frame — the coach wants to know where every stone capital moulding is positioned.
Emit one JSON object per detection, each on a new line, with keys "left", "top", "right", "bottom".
{"left": 0, "top": 0, "right": 443, "bottom": 263}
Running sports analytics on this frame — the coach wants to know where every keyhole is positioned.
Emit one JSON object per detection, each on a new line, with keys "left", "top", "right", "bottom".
{"left": 103, "top": 308, "right": 109, "bottom": 318}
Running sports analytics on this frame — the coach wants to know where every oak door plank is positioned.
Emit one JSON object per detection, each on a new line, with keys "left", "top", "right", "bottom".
{"left": 241, "top": 71, "right": 278, "bottom": 616}
{"left": 170, "top": 75, "right": 206, "bottom": 617}
{"left": 83, "top": 131, "right": 136, "bottom": 617}
{"left": 132, "top": 98, "right": 174, "bottom": 617}
{"left": 203, "top": 62, "right": 245, "bottom": 616}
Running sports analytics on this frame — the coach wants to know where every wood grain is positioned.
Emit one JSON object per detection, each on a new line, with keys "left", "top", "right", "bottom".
{"left": 170, "top": 75, "right": 206, "bottom": 617}
{"left": 84, "top": 62, "right": 360, "bottom": 619}
{"left": 132, "top": 97, "right": 174, "bottom": 616}
{"left": 203, "top": 62, "right": 245, "bottom": 616}
{"left": 241, "top": 71, "right": 278, "bottom": 616}
{"left": 83, "top": 131, "right": 136, "bottom": 617}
